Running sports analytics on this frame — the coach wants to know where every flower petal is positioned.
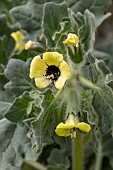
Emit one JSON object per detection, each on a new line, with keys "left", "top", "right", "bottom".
{"left": 35, "top": 77, "right": 51, "bottom": 88}
{"left": 11, "top": 31, "right": 25, "bottom": 51}
{"left": 25, "top": 40, "right": 34, "bottom": 50}
{"left": 54, "top": 76, "right": 66, "bottom": 89}
{"left": 30, "top": 56, "right": 47, "bottom": 78}
{"left": 65, "top": 113, "right": 78, "bottom": 126}
{"left": 63, "top": 33, "right": 79, "bottom": 47}
{"left": 11, "top": 31, "right": 24, "bottom": 42}
{"left": 43, "top": 52, "right": 63, "bottom": 66}
{"left": 76, "top": 122, "right": 91, "bottom": 132}
{"left": 59, "top": 60, "right": 71, "bottom": 80}
{"left": 55, "top": 122, "right": 75, "bottom": 137}
{"left": 55, "top": 128, "right": 71, "bottom": 137}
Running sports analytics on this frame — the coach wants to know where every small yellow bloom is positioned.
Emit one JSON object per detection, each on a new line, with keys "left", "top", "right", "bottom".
{"left": 25, "top": 40, "right": 35, "bottom": 50}
{"left": 63, "top": 33, "right": 79, "bottom": 47}
{"left": 30, "top": 52, "right": 71, "bottom": 89}
{"left": 11, "top": 31, "right": 25, "bottom": 51}
{"left": 55, "top": 114, "right": 91, "bottom": 138}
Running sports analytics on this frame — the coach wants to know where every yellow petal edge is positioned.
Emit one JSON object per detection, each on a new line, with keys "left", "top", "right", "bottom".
{"left": 55, "top": 123, "right": 75, "bottom": 137}
{"left": 11, "top": 31, "right": 25, "bottom": 51}
{"left": 76, "top": 122, "right": 91, "bottom": 132}
{"left": 63, "top": 33, "right": 79, "bottom": 47}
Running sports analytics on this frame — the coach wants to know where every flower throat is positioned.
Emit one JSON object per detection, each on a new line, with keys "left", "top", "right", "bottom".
{"left": 46, "top": 65, "right": 60, "bottom": 81}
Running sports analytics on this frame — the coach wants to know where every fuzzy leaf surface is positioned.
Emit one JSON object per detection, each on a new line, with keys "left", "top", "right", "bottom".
{"left": 10, "top": 1, "right": 43, "bottom": 39}
{"left": 42, "top": 2, "right": 68, "bottom": 48}
{"left": 4, "top": 58, "right": 33, "bottom": 96}
{"left": 68, "top": 0, "right": 112, "bottom": 26}
{"left": 4, "top": 91, "right": 34, "bottom": 123}
{"left": 0, "top": 119, "right": 36, "bottom": 170}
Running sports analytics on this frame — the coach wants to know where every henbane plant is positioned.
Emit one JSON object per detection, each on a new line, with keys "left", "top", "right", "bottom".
{"left": 0, "top": 0, "right": 113, "bottom": 170}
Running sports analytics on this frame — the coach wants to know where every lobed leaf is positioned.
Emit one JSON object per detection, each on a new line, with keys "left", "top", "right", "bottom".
{"left": 0, "top": 119, "right": 36, "bottom": 170}
{"left": 47, "top": 148, "right": 70, "bottom": 170}
{"left": 4, "top": 58, "right": 33, "bottom": 96}
{"left": 68, "top": 0, "right": 112, "bottom": 26}
{"left": 33, "top": 0, "right": 64, "bottom": 3}
{"left": 85, "top": 54, "right": 113, "bottom": 134}
{"left": 28, "top": 88, "right": 67, "bottom": 154}
{"left": 0, "top": 89, "right": 14, "bottom": 119}
{"left": 10, "top": 1, "right": 43, "bottom": 38}
{"left": 69, "top": 9, "right": 96, "bottom": 53}
{"left": 42, "top": 2, "right": 68, "bottom": 48}
{"left": 4, "top": 91, "right": 34, "bottom": 123}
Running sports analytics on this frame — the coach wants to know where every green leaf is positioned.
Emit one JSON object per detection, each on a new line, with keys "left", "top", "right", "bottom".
{"left": 0, "top": 0, "right": 27, "bottom": 13}
{"left": 68, "top": 0, "right": 112, "bottom": 26}
{"left": 69, "top": 0, "right": 95, "bottom": 14}
{"left": 64, "top": 81, "right": 81, "bottom": 116}
{"left": 41, "top": 89, "right": 55, "bottom": 131}
{"left": 29, "top": 89, "right": 56, "bottom": 152}
{"left": 10, "top": 1, "right": 43, "bottom": 39}
{"left": 96, "top": 41, "right": 113, "bottom": 73}
{"left": 4, "top": 58, "right": 33, "bottom": 96}
{"left": 0, "top": 119, "right": 36, "bottom": 170}
{"left": 0, "top": 88, "right": 14, "bottom": 119}
{"left": 53, "top": 21, "right": 71, "bottom": 54}
{"left": 0, "top": 36, "right": 15, "bottom": 65}
{"left": 31, "top": 89, "right": 56, "bottom": 134}
{"left": 0, "top": 15, "right": 16, "bottom": 65}
{"left": 0, "top": 14, "right": 16, "bottom": 37}
{"left": 89, "top": 0, "right": 112, "bottom": 26}
{"left": 85, "top": 54, "right": 113, "bottom": 134}
{"left": 69, "top": 9, "right": 96, "bottom": 54}
{"left": 47, "top": 148, "right": 70, "bottom": 170}
{"left": 82, "top": 89, "right": 98, "bottom": 126}
{"left": 93, "top": 91, "right": 113, "bottom": 134}
{"left": 30, "top": 120, "right": 54, "bottom": 154}
{"left": 4, "top": 91, "right": 34, "bottom": 123}
{"left": 33, "top": 0, "right": 64, "bottom": 4}
{"left": 0, "top": 119, "right": 16, "bottom": 153}
{"left": 42, "top": 2, "right": 68, "bottom": 48}
{"left": 0, "top": 101, "right": 11, "bottom": 119}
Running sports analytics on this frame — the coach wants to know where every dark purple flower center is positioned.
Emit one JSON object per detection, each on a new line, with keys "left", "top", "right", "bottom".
{"left": 46, "top": 65, "right": 60, "bottom": 81}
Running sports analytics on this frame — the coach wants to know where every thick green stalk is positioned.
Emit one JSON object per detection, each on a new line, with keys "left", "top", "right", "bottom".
{"left": 23, "top": 160, "right": 47, "bottom": 170}
{"left": 72, "top": 130, "right": 83, "bottom": 170}
{"left": 76, "top": 74, "right": 102, "bottom": 91}
{"left": 95, "top": 141, "right": 103, "bottom": 170}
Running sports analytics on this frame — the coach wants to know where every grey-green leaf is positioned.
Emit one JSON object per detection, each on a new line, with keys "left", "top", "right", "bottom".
{"left": 33, "top": 0, "right": 64, "bottom": 4}
{"left": 4, "top": 91, "right": 33, "bottom": 123}
{"left": 42, "top": 2, "right": 68, "bottom": 48}
{"left": 69, "top": 9, "right": 96, "bottom": 54}
{"left": 0, "top": 101, "right": 11, "bottom": 119}
{"left": 10, "top": 1, "right": 43, "bottom": 37}
{"left": 4, "top": 58, "right": 33, "bottom": 96}
{"left": 0, "top": 119, "right": 36, "bottom": 170}
{"left": 47, "top": 148, "right": 70, "bottom": 170}
{"left": 93, "top": 90, "right": 113, "bottom": 134}
{"left": 68, "top": 0, "right": 112, "bottom": 26}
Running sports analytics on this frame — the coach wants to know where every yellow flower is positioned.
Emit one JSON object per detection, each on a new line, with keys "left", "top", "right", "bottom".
{"left": 11, "top": 31, "right": 25, "bottom": 51}
{"left": 55, "top": 114, "right": 91, "bottom": 138}
{"left": 25, "top": 40, "right": 34, "bottom": 50}
{"left": 63, "top": 33, "right": 79, "bottom": 47}
{"left": 30, "top": 52, "right": 71, "bottom": 89}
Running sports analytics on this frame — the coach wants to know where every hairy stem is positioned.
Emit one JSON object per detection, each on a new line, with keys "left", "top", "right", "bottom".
{"left": 95, "top": 140, "right": 103, "bottom": 170}
{"left": 72, "top": 130, "right": 83, "bottom": 170}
